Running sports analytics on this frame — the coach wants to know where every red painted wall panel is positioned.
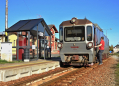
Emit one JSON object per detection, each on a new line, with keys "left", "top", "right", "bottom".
{"left": 16, "top": 37, "right": 26, "bottom": 60}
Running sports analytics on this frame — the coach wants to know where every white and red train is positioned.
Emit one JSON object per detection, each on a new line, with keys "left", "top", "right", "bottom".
{"left": 58, "top": 17, "right": 109, "bottom": 66}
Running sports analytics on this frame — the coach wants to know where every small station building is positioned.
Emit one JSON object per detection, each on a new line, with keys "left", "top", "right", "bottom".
{"left": 6, "top": 18, "right": 52, "bottom": 61}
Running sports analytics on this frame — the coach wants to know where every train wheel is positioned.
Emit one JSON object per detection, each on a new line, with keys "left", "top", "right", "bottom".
{"left": 83, "top": 59, "right": 88, "bottom": 68}
{"left": 60, "top": 61, "right": 66, "bottom": 67}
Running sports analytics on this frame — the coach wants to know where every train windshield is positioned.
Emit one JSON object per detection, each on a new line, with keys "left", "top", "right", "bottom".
{"left": 64, "top": 26, "right": 85, "bottom": 42}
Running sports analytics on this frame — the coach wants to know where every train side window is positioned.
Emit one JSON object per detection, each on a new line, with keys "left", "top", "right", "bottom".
{"left": 87, "top": 26, "right": 92, "bottom": 41}
{"left": 59, "top": 27, "right": 63, "bottom": 42}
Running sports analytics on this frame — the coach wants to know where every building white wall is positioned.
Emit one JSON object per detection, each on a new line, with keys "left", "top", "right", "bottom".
{"left": 113, "top": 48, "right": 119, "bottom": 53}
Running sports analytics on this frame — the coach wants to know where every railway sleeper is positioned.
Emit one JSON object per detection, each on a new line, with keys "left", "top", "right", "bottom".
{"left": 56, "top": 83, "right": 68, "bottom": 86}
{"left": 62, "top": 80, "right": 72, "bottom": 83}
{"left": 67, "top": 78, "right": 76, "bottom": 80}
{"left": 39, "top": 58, "right": 109, "bottom": 86}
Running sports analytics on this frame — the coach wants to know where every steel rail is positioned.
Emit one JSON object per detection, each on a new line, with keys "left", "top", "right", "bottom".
{"left": 9, "top": 67, "right": 72, "bottom": 86}
{"left": 9, "top": 57, "right": 110, "bottom": 86}
{"left": 38, "top": 67, "right": 85, "bottom": 86}
{"left": 38, "top": 57, "right": 110, "bottom": 86}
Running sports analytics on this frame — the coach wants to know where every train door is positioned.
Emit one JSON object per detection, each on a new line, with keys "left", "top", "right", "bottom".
{"left": 94, "top": 27, "right": 98, "bottom": 58}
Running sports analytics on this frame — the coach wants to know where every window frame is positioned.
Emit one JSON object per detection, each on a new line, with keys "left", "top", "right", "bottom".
{"left": 87, "top": 26, "right": 92, "bottom": 41}
{"left": 64, "top": 26, "right": 85, "bottom": 42}
{"left": 59, "top": 27, "right": 63, "bottom": 42}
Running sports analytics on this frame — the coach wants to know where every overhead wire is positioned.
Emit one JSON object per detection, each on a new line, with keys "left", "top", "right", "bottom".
{"left": 22, "top": 0, "right": 33, "bottom": 18}
{"left": 22, "top": 0, "right": 42, "bottom": 18}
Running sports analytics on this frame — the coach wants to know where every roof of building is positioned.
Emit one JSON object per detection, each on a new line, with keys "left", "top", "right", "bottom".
{"left": 60, "top": 18, "right": 92, "bottom": 26}
{"left": 115, "top": 45, "right": 119, "bottom": 48}
{"left": 6, "top": 18, "right": 52, "bottom": 36}
{"left": 55, "top": 37, "right": 59, "bottom": 40}
{"left": 48, "top": 25, "right": 58, "bottom": 33}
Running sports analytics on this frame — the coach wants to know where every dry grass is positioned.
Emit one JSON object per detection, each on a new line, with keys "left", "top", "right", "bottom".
{"left": 115, "top": 61, "right": 119, "bottom": 86}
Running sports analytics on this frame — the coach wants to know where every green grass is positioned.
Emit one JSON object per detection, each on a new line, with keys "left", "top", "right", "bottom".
{"left": 0, "top": 59, "right": 23, "bottom": 64}
{"left": 110, "top": 53, "right": 119, "bottom": 85}
{"left": 115, "top": 63, "right": 119, "bottom": 86}
{"left": 110, "top": 53, "right": 119, "bottom": 57}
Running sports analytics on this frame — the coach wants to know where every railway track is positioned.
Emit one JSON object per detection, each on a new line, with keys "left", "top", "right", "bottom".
{"left": 9, "top": 57, "right": 109, "bottom": 86}
{"left": 35, "top": 59, "right": 109, "bottom": 86}
{"left": 9, "top": 66, "right": 73, "bottom": 86}
{"left": 38, "top": 65, "right": 98, "bottom": 86}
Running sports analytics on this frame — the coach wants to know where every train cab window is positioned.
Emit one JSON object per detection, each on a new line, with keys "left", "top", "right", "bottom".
{"left": 87, "top": 26, "right": 92, "bottom": 41}
{"left": 59, "top": 27, "right": 63, "bottom": 42}
{"left": 64, "top": 26, "right": 85, "bottom": 42}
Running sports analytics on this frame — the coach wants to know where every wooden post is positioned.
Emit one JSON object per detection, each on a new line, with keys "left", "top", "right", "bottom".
{"left": 5, "top": 0, "right": 8, "bottom": 42}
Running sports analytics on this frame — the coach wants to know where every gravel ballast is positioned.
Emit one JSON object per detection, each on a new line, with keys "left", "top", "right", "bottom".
{"left": 70, "top": 56, "right": 118, "bottom": 86}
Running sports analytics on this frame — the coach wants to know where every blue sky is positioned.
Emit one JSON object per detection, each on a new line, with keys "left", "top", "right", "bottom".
{"left": 0, "top": 0, "right": 119, "bottom": 46}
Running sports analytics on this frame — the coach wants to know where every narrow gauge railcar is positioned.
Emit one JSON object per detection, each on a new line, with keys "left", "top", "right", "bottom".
{"left": 58, "top": 17, "right": 109, "bottom": 66}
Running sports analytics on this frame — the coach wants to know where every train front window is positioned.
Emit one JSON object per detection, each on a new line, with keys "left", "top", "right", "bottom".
{"left": 64, "top": 26, "right": 85, "bottom": 42}
{"left": 87, "top": 26, "right": 92, "bottom": 41}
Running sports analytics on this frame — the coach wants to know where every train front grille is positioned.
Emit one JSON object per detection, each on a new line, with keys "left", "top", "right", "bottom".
{"left": 64, "top": 54, "right": 89, "bottom": 62}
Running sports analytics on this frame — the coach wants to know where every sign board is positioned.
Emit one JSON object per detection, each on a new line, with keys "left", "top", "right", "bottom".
{"left": 27, "top": 35, "right": 31, "bottom": 38}
{"left": 39, "top": 32, "right": 43, "bottom": 36}
{"left": 32, "top": 45, "right": 35, "bottom": 49}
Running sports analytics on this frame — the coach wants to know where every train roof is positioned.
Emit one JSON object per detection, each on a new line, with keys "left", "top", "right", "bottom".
{"left": 93, "top": 23, "right": 103, "bottom": 32}
{"left": 59, "top": 17, "right": 103, "bottom": 32}
{"left": 60, "top": 18, "right": 92, "bottom": 26}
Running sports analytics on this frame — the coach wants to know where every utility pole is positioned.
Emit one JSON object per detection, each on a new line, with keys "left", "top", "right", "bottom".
{"left": 103, "top": 28, "right": 112, "bottom": 37}
{"left": 5, "top": 0, "right": 8, "bottom": 42}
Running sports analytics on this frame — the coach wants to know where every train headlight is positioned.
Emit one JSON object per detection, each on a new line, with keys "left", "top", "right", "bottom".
{"left": 58, "top": 44, "right": 61, "bottom": 47}
{"left": 71, "top": 17, "right": 77, "bottom": 24}
{"left": 89, "top": 43, "right": 92, "bottom": 47}
{"left": 58, "top": 43, "right": 63, "bottom": 48}
{"left": 87, "top": 42, "right": 93, "bottom": 48}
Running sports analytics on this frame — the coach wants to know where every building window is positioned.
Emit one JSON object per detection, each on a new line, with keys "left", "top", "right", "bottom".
{"left": 52, "top": 46, "right": 53, "bottom": 51}
{"left": 55, "top": 42, "right": 57, "bottom": 49}
{"left": 14, "top": 40, "right": 15, "bottom": 46}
